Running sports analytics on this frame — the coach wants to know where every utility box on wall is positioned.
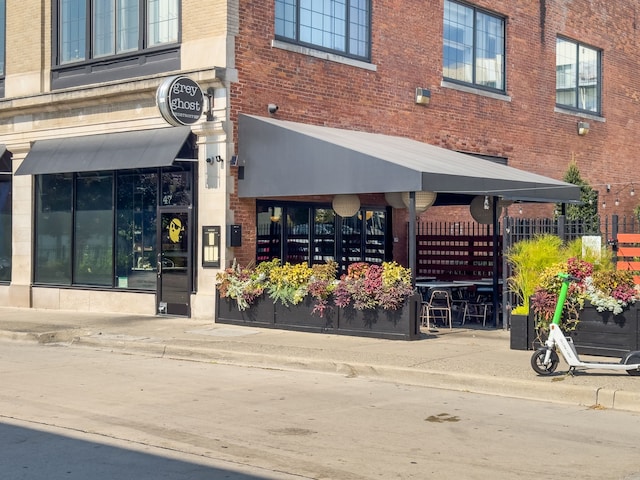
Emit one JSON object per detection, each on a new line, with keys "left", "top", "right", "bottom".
{"left": 228, "top": 224, "right": 242, "bottom": 247}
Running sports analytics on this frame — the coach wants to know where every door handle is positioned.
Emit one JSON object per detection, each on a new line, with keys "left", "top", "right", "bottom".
{"left": 157, "top": 253, "right": 162, "bottom": 276}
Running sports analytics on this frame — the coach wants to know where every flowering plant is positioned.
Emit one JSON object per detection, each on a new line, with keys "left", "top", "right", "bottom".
{"left": 216, "top": 259, "right": 414, "bottom": 315}
{"left": 333, "top": 261, "right": 414, "bottom": 311}
{"left": 215, "top": 259, "right": 274, "bottom": 311}
{"left": 531, "top": 257, "right": 640, "bottom": 333}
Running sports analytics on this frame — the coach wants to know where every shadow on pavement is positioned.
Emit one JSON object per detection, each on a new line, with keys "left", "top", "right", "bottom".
{"left": 0, "top": 421, "right": 281, "bottom": 480}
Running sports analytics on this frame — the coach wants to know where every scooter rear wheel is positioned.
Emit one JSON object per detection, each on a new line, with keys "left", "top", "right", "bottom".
{"left": 622, "top": 352, "right": 640, "bottom": 376}
{"left": 531, "top": 348, "right": 559, "bottom": 375}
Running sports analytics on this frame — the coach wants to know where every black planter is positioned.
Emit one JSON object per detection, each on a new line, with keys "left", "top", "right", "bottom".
{"left": 570, "top": 301, "right": 640, "bottom": 357}
{"left": 275, "top": 296, "right": 336, "bottom": 333}
{"left": 214, "top": 293, "right": 275, "bottom": 326}
{"left": 509, "top": 314, "right": 530, "bottom": 350}
{"left": 511, "top": 302, "right": 640, "bottom": 357}
{"left": 337, "top": 294, "right": 421, "bottom": 339}
{"left": 215, "top": 291, "right": 421, "bottom": 341}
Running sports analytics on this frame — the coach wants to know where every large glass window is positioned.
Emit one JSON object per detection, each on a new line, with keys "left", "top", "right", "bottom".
{"left": 116, "top": 172, "right": 157, "bottom": 289}
{"left": 556, "top": 37, "right": 601, "bottom": 114}
{"left": 256, "top": 201, "right": 388, "bottom": 272}
{"left": 35, "top": 174, "right": 73, "bottom": 284}
{"left": 74, "top": 173, "right": 114, "bottom": 285}
{"left": 59, "top": 0, "right": 178, "bottom": 64}
{"left": 443, "top": 0, "right": 505, "bottom": 91}
{"left": 275, "top": 0, "right": 371, "bottom": 61}
{"left": 34, "top": 165, "right": 191, "bottom": 289}
{"left": 0, "top": 152, "right": 10, "bottom": 282}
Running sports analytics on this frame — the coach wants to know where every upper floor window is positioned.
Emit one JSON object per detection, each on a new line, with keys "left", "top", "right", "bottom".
{"left": 59, "top": 0, "right": 178, "bottom": 64}
{"left": 443, "top": 0, "right": 505, "bottom": 92}
{"left": 556, "top": 37, "right": 600, "bottom": 114}
{"left": 275, "top": 0, "right": 371, "bottom": 61}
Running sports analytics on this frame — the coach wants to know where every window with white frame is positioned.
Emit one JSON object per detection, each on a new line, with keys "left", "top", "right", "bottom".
{"left": 443, "top": 0, "right": 505, "bottom": 92}
{"left": 556, "top": 37, "right": 601, "bottom": 114}
{"left": 58, "top": 0, "right": 178, "bottom": 64}
{"left": 275, "top": 0, "right": 370, "bottom": 61}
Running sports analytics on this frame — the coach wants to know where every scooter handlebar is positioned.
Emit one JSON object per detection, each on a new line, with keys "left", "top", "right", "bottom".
{"left": 558, "top": 273, "right": 581, "bottom": 283}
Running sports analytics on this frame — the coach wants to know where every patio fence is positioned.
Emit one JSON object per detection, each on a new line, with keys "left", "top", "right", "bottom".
{"left": 416, "top": 214, "right": 640, "bottom": 327}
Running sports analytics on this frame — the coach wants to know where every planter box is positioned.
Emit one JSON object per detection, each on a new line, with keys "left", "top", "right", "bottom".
{"left": 570, "top": 301, "right": 640, "bottom": 357}
{"left": 214, "top": 293, "right": 275, "bottom": 327}
{"left": 275, "top": 296, "right": 336, "bottom": 333}
{"left": 215, "top": 291, "right": 421, "bottom": 341}
{"left": 510, "top": 302, "right": 640, "bottom": 357}
{"left": 509, "top": 314, "right": 530, "bottom": 350}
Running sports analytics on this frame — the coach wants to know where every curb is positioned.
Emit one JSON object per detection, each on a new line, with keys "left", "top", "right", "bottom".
{"left": 3, "top": 328, "right": 640, "bottom": 413}
{"left": 67, "top": 333, "right": 640, "bottom": 413}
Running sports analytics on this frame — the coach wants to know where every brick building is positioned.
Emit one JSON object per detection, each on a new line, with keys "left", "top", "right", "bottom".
{"left": 0, "top": 0, "right": 636, "bottom": 317}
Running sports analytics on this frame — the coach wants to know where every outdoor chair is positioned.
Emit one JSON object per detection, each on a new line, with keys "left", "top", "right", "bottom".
{"left": 463, "top": 295, "right": 492, "bottom": 326}
{"left": 420, "top": 289, "right": 452, "bottom": 330}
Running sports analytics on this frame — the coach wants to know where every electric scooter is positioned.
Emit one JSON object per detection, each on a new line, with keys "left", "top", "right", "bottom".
{"left": 530, "top": 273, "right": 640, "bottom": 376}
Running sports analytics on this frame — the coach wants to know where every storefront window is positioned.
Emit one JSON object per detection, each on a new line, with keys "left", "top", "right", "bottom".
{"left": 0, "top": 153, "right": 11, "bottom": 282}
{"left": 256, "top": 201, "right": 389, "bottom": 271}
{"left": 74, "top": 172, "right": 113, "bottom": 285}
{"left": 257, "top": 205, "right": 282, "bottom": 262}
{"left": 116, "top": 172, "right": 157, "bottom": 289}
{"left": 34, "top": 165, "right": 192, "bottom": 289}
{"left": 35, "top": 174, "right": 73, "bottom": 284}
{"left": 286, "top": 206, "right": 310, "bottom": 264}
{"left": 313, "top": 208, "right": 335, "bottom": 264}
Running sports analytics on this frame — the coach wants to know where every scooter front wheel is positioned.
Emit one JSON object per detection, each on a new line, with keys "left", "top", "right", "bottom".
{"left": 531, "top": 348, "right": 559, "bottom": 375}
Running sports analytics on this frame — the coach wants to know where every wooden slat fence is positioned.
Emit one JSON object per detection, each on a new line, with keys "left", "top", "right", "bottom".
{"left": 416, "top": 221, "right": 501, "bottom": 281}
{"left": 614, "top": 233, "right": 640, "bottom": 284}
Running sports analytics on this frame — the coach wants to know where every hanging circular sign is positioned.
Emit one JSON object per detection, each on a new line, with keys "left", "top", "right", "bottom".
{"left": 156, "top": 76, "right": 204, "bottom": 126}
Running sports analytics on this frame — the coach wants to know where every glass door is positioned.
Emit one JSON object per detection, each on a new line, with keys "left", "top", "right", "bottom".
{"left": 157, "top": 208, "right": 191, "bottom": 316}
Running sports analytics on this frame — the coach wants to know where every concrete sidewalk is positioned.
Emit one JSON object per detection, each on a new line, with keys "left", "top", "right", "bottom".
{"left": 1, "top": 306, "right": 640, "bottom": 412}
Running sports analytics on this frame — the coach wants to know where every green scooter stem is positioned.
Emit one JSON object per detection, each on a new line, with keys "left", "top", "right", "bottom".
{"left": 552, "top": 273, "right": 571, "bottom": 326}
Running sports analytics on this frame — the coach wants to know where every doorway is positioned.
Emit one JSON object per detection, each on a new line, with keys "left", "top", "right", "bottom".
{"left": 157, "top": 208, "right": 192, "bottom": 316}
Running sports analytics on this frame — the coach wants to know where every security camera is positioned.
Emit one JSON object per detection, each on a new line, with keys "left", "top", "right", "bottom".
{"left": 206, "top": 157, "right": 213, "bottom": 164}
{"left": 267, "top": 104, "right": 279, "bottom": 114}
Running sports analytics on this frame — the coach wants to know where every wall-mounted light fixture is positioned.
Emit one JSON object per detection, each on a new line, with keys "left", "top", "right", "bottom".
{"left": 577, "top": 121, "right": 590, "bottom": 136}
{"left": 415, "top": 88, "right": 431, "bottom": 105}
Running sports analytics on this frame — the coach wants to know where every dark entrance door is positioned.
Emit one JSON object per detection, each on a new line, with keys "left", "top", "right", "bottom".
{"left": 157, "top": 209, "right": 191, "bottom": 316}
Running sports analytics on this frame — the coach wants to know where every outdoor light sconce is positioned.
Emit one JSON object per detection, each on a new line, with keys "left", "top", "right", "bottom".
{"left": 577, "top": 121, "right": 590, "bottom": 136}
{"left": 415, "top": 88, "right": 431, "bottom": 105}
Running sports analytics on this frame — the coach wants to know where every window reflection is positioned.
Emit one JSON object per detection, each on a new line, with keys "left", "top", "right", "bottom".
{"left": 35, "top": 174, "right": 73, "bottom": 284}
{"left": 74, "top": 172, "right": 114, "bottom": 285}
{"left": 116, "top": 171, "right": 157, "bottom": 289}
{"left": 256, "top": 201, "right": 388, "bottom": 271}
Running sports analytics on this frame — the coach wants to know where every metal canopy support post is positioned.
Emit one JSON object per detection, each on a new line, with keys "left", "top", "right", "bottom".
{"left": 491, "top": 197, "right": 499, "bottom": 327}
{"left": 409, "top": 191, "right": 417, "bottom": 286}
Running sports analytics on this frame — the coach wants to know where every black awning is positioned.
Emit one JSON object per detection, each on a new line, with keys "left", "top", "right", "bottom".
{"left": 15, "top": 126, "right": 195, "bottom": 175}
{"left": 237, "top": 114, "right": 581, "bottom": 204}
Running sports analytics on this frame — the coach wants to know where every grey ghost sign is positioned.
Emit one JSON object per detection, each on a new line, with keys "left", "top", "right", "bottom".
{"left": 156, "top": 76, "right": 204, "bottom": 126}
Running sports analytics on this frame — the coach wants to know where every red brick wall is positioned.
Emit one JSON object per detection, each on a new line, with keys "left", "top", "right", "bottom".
{"left": 229, "top": 0, "right": 640, "bottom": 266}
